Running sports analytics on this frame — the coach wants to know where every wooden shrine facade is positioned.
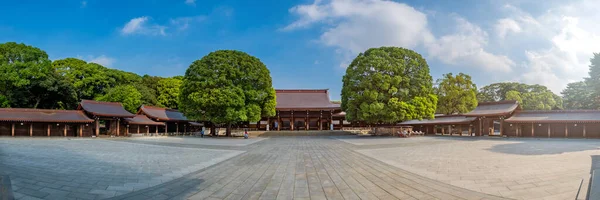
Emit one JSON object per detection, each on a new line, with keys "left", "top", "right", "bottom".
{"left": 260, "top": 89, "right": 342, "bottom": 131}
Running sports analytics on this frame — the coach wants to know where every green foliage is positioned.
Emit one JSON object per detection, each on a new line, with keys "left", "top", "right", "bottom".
{"left": 0, "top": 42, "right": 77, "bottom": 109}
{"left": 477, "top": 82, "right": 562, "bottom": 110}
{"left": 341, "top": 47, "right": 437, "bottom": 123}
{"left": 52, "top": 58, "right": 115, "bottom": 101}
{"left": 434, "top": 73, "right": 477, "bottom": 115}
{"left": 0, "top": 94, "right": 10, "bottom": 108}
{"left": 132, "top": 83, "right": 158, "bottom": 106}
{"left": 505, "top": 90, "right": 523, "bottom": 104}
{"left": 585, "top": 53, "right": 600, "bottom": 108}
{"left": 562, "top": 82, "right": 593, "bottom": 110}
{"left": 179, "top": 50, "right": 276, "bottom": 126}
{"left": 157, "top": 77, "right": 182, "bottom": 109}
{"left": 96, "top": 85, "right": 142, "bottom": 113}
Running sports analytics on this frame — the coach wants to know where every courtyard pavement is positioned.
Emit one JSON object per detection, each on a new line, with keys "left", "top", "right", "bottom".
{"left": 0, "top": 135, "right": 597, "bottom": 200}
{"left": 348, "top": 136, "right": 597, "bottom": 200}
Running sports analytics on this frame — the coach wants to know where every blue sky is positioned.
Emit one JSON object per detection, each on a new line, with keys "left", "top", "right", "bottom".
{"left": 1, "top": 0, "right": 599, "bottom": 100}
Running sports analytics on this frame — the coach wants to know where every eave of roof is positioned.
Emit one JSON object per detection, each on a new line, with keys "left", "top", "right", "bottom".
{"left": 138, "top": 105, "right": 188, "bottom": 122}
{"left": 275, "top": 89, "right": 340, "bottom": 110}
{"left": 463, "top": 100, "right": 520, "bottom": 117}
{"left": 78, "top": 100, "right": 135, "bottom": 118}
{"left": 505, "top": 110, "right": 600, "bottom": 123}
{"left": 124, "top": 115, "right": 165, "bottom": 126}
{"left": 0, "top": 108, "right": 94, "bottom": 123}
{"left": 399, "top": 115, "right": 477, "bottom": 125}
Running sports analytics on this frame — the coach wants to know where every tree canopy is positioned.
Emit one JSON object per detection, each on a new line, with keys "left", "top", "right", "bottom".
{"left": 435, "top": 73, "right": 477, "bottom": 115}
{"left": 341, "top": 47, "right": 437, "bottom": 124}
{"left": 477, "top": 82, "right": 562, "bottom": 110}
{"left": 157, "top": 77, "right": 182, "bottom": 109}
{"left": 179, "top": 50, "right": 277, "bottom": 134}
{"left": 0, "top": 42, "right": 77, "bottom": 109}
{"left": 96, "top": 85, "right": 142, "bottom": 113}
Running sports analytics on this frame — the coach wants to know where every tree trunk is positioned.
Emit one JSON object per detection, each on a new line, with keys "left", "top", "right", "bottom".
{"left": 210, "top": 124, "right": 216, "bottom": 136}
{"left": 226, "top": 123, "right": 232, "bottom": 137}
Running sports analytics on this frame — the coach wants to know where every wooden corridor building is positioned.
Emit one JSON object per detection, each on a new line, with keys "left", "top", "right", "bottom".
{"left": 400, "top": 100, "right": 600, "bottom": 138}
{"left": 0, "top": 108, "right": 94, "bottom": 137}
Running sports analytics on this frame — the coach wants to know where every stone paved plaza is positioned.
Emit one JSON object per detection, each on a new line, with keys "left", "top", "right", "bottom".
{"left": 1, "top": 135, "right": 598, "bottom": 200}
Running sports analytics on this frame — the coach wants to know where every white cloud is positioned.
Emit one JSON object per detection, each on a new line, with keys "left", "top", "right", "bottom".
{"left": 80, "top": 55, "right": 115, "bottom": 67}
{"left": 120, "top": 16, "right": 166, "bottom": 36}
{"left": 501, "top": 1, "right": 600, "bottom": 93}
{"left": 285, "top": 0, "right": 434, "bottom": 68}
{"left": 495, "top": 18, "right": 521, "bottom": 38}
{"left": 428, "top": 17, "right": 514, "bottom": 72}
{"left": 170, "top": 16, "right": 206, "bottom": 31}
{"left": 285, "top": 0, "right": 512, "bottom": 71}
{"left": 185, "top": 0, "right": 195, "bottom": 6}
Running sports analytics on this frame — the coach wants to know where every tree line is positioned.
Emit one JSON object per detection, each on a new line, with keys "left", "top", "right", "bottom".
{"left": 2, "top": 42, "right": 595, "bottom": 131}
{"left": 0, "top": 42, "right": 183, "bottom": 112}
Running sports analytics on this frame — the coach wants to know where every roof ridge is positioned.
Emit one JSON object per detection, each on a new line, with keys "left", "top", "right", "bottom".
{"left": 518, "top": 110, "right": 600, "bottom": 113}
{"left": 142, "top": 105, "right": 180, "bottom": 112}
{"left": 81, "top": 99, "right": 124, "bottom": 105}
{"left": 477, "top": 100, "right": 518, "bottom": 105}
{"left": 0, "top": 108, "right": 84, "bottom": 113}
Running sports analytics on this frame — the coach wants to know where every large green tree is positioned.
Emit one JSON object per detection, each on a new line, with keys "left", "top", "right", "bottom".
{"left": 52, "top": 58, "right": 115, "bottom": 101}
{"left": 96, "top": 85, "right": 142, "bottom": 113}
{"left": 157, "top": 77, "right": 182, "bottom": 109}
{"left": 0, "top": 42, "right": 77, "bottom": 109}
{"left": 563, "top": 86, "right": 594, "bottom": 109}
{"left": 585, "top": 53, "right": 600, "bottom": 108}
{"left": 341, "top": 47, "right": 437, "bottom": 124}
{"left": 179, "top": 50, "right": 277, "bottom": 136}
{"left": 434, "top": 73, "right": 477, "bottom": 115}
{"left": 477, "top": 82, "right": 562, "bottom": 110}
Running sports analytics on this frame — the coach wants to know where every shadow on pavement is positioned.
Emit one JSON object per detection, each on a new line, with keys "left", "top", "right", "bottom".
{"left": 487, "top": 139, "right": 600, "bottom": 155}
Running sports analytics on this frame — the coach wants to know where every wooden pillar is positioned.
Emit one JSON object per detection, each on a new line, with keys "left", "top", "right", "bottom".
{"left": 584, "top": 124, "right": 587, "bottom": 138}
{"left": 478, "top": 118, "right": 482, "bottom": 136}
{"left": 29, "top": 123, "right": 33, "bottom": 137}
{"left": 547, "top": 124, "right": 550, "bottom": 138}
{"left": 63, "top": 124, "right": 67, "bottom": 137}
{"left": 95, "top": 118, "right": 99, "bottom": 137}
{"left": 291, "top": 111, "right": 295, "bottom": 131}
{"left": 469, "top": 125, "right": 472, "bottom": 136}
{"left": 448, "top": 125, "right": 452, "bottom": 135}
{"left": 155, "top": 125, "right": 158, "bottom": 136}
{"left": 532, "top": 123, "right": 535, "bottom": 137}
{"left": 277, "top": 111, "right": 281, "bottom": 131}
{"left": 47, "top": 124, "right": 50, "bottom": 137}
{"left": 11, "top": 123, "right": 14, "bottom": 137}
{"left": 500, "top": 118, "right": 504, "bottom": 136}
{"left": 116, "top": 118, "right": 120, "bottom": 136}
{"left": 126, "top": 125, "right": 129, "bottom": 136}
{"left": 137, "top": 125, "right": 140, "bottom": 134}
{"left": 339, "top": 119, "right": 343, "bottom": 130}
{"left": 176, "top": 123, "right": 179, "bottom": 135}
{"left": 165, "top": 123, "right": 168, "bottom": 135}
{"left": 147, "top": 126, "right": 149, "bottom": 135}
{"left": 79, "top": 125, "right": 83, "bottom": 137}
{"left": 516, "top": 125, "right": 520, "bottom": 137}
{"left": 256, "top": 121, "right": 260, "bottom": 130}
{"left": 565, "top": 124, "right": 568, "bottom": 138}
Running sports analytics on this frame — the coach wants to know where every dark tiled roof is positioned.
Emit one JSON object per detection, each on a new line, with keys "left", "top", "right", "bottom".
{"left": 0, "top": 108, "right": 94, "bottom": 123}
{"left": 505, "top": 110, "right": 600, "bottom": 123}
{"left": 124, "top": 115, "right": 165, "bottom": 126}
{"left": 276, "top": 89, "right": 341, "bottom": 109}
{"left": 78, "top": 100, "right": 135, "bottom": 118}
{"left": 399, "top": 115, "right": 476, "bottom": 125}
{"left": 138, "top": 105, "right": 188, "bottom": 121}
{"left": 464, "top": 100, "right": 519, "bottom": 117}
